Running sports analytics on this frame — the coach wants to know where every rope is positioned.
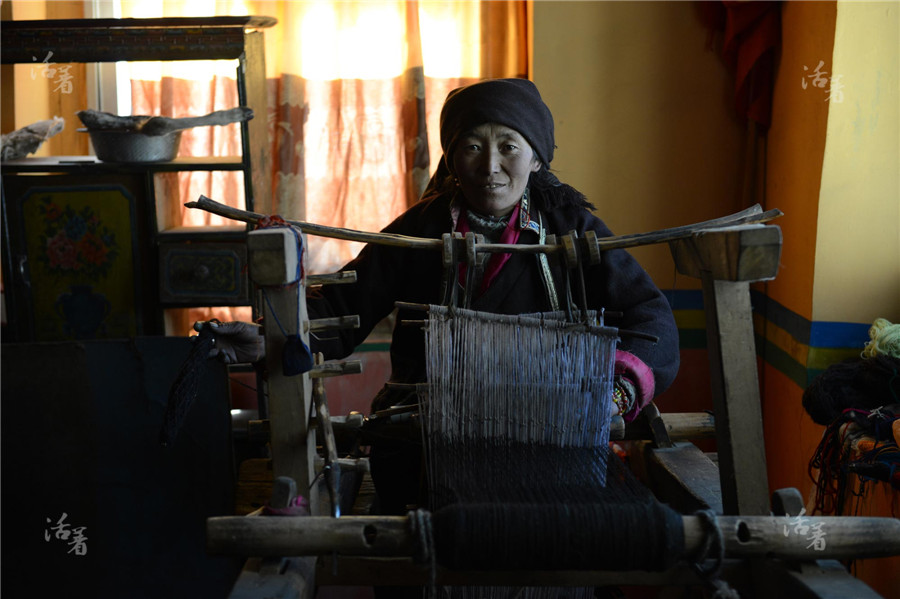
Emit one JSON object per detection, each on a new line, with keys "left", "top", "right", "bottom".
{"left": 692, "top": 509, "right": 740, "bottom": 599}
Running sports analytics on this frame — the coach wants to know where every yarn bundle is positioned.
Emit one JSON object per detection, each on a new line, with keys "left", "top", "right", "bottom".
{"left": 805, "top": 318, "right": 900, "bottom": 515}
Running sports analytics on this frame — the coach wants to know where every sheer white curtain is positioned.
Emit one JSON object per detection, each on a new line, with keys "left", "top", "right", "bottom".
{"left": 117, "top": 0, "right": 529, "bottom": 329}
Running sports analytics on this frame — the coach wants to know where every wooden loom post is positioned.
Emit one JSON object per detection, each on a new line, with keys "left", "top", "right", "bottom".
{"left": 246, "top": 228, "right": 319, "bottom": 515}
{"left": 669, "top": 224, "right": 783, "bottom": 516}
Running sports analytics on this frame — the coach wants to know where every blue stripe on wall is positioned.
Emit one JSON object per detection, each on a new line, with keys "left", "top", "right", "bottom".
{"left": 809, "top": 321, "right": 870, "bottom": 349}
{"left": 666, "top": 288, "right": 872, "bottom": 352}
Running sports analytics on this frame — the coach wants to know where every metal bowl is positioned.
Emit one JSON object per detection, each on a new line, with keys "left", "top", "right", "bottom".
{"left": 82, "top": 128, "right": 182, "bottom": 163}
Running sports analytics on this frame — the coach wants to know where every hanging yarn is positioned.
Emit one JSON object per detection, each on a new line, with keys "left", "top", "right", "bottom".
{"left": 160, "top": 326, "right": 216, "bottom": 446}
{"left": 263, "top": 288, "right": 314, "bottom": 376}
{"left": 808, "top": 403, "right": 900, "bottom": 515}
{"left": 862, "top": 318, "right": 900, "bottom": 359}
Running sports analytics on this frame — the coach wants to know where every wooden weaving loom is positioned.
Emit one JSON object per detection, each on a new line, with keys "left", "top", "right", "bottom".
{"left": 188, "top": 196, "right": 900, "bottom": 599}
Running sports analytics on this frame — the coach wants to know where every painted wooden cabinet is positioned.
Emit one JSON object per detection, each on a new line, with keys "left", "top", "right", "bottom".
{"left": 1, "top": 16, "right": 274, "bottom": 341}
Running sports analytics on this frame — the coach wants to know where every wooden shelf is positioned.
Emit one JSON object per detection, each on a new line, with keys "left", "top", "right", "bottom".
{"left": 0, "top": 17, "right": 276, "bottom": 64}
{"left": 2, "top": 155, "right": 247, "bottom": 173}
{"left": 1, "top": 16, "right": 272, "bottom": 341}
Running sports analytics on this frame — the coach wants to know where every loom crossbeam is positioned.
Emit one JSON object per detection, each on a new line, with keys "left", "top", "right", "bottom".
{"left": 187, "top": 195, "right": 782, "bottom": 260}
{"left": 205, "top": 512, "right": 900, "bottom": 562}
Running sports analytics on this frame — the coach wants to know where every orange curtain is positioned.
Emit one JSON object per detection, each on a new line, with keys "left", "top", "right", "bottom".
{"left": 122, "top": 0, "right": 528, "bottom": 327}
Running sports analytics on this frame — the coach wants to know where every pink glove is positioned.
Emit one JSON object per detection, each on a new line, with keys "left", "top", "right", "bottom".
{"left": 614, "top": 350, "right": 656, "bottom": 422}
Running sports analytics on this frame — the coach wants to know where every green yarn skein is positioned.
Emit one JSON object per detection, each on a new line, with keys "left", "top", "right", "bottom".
{"left": 862, "top": 318, "right": 900, "bottom": 359}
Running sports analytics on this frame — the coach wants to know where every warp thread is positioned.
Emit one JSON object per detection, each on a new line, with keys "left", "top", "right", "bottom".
{"left": 160, "top": 326, "right": 215, "bottom": 446}
{"left": 421, "top": 306, "right": 617, "bottom": 451}
{"left": 417, "top": 305, "right": 685, "bottom": 594}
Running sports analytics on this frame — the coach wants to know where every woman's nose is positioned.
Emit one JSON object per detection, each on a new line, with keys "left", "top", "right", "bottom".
{"left": 478, "top": 148, "right": 501, "bottom": 174}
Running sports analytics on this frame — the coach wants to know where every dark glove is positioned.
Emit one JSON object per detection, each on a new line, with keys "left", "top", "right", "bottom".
{"left": 193, "top": 320, "right": 265, "bottom": 364}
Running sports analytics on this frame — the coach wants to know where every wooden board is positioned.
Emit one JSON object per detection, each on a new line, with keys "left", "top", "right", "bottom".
{"left": 669, "top": 224, "right": 782, "bottom": 282}
{"left": 644, "top": 442, "right": 724, "bottom": 514}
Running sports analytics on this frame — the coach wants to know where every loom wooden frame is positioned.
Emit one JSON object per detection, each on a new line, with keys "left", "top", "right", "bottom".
{"left": 193, "top": 199, "right": 896, "bottom": 599}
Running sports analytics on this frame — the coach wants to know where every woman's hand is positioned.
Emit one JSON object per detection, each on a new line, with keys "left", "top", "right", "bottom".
{"left": 193, "top": 320, "right": 265, "bottom": 364}
{"left": 612, "top": 375, "right": 637, "bottom": 417}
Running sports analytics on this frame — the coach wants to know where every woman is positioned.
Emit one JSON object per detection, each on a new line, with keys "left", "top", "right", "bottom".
{"left": 207, "top": 78, "right": 680, "bottom": 515}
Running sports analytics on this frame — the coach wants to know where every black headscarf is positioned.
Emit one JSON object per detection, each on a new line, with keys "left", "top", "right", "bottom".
{"left": 440, "top": 78, "right": 555, "bottom": 168}
{"left": 423, "top": 78, "right": 593, "bottom": 212}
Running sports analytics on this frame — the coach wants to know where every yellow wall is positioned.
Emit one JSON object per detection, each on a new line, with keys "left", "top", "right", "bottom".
{"left": 532, "top": 0, "right": 747, "bottom": 284}
{"left": 814, "top": 0, "right": 900, "bottom": 324}
{"left": 813, "top": 2, "right": 899, "bottom": 595}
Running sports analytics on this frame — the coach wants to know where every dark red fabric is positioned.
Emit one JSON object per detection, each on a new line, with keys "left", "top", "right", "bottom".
{"left": 699, "top": 1, "right": 782, "bottom": 127}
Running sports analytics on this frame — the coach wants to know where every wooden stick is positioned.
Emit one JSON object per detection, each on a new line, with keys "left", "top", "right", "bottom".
{"left": 313, "top": 353, "right": 340, "bottom": 518}
{"left": 188, "top": 195, "right": 442, "bottom": 250}
{"left": 395, "top": 302, "right": 658, "bottom": 342}
{"left": 307, "top": 315, "right": 360, "bottom": 333}
{"left": 314, "top": 456, "right": 371, "bottom": 473}
{"left": 307, "top": 271, "right": 358, "bottom": 286}
{"left": 206, "top": 512, "right": 900, "bottom": 561}
{"left": 701, "top": 514, "right": 900, "bottom": 561}
{"left": 308, "top": 360, "right": 363, "bottom": 379}
{"left": 394, "top": 302, "right": 618, "bottom": 335}
{"left": 186, "top": 195, "right": 782, "bottom": 255}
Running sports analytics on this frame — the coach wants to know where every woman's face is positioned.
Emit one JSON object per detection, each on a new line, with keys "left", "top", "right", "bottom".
{"left": 452, "top": 123, "right": 542, "bottom": 217}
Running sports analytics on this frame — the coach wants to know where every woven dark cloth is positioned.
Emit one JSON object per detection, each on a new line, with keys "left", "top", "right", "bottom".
{"left": 439, "top": 78, "right": 555, "bottom": 168}
{"left": 429, "top": 443, "right": 685, "bottom": 572}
